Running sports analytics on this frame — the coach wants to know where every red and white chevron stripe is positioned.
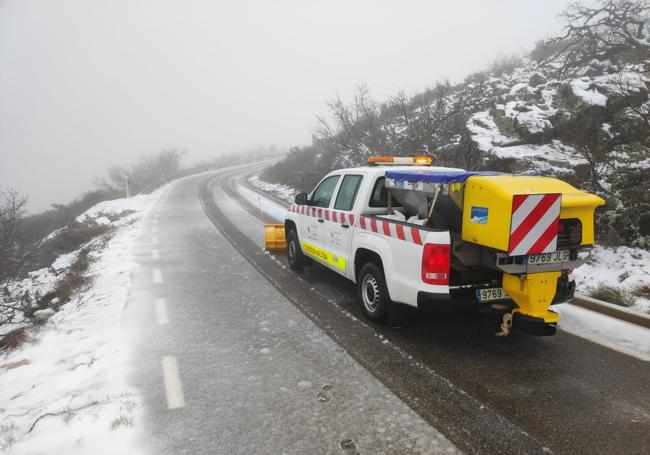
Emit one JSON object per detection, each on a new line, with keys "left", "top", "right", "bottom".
{"left": 358, "top": 216, "right": 423, "bottom": 245}
{"left": 288, "top": 204, "right": 356, "bottom": 226}
{"left": 288, "top": 204, "right": 424, "bottom": 245}
{"left": 508, "top": 193, "right": 561, "bottom": 256}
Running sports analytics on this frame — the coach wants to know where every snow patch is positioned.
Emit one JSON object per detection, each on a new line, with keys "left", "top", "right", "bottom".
{"left": 570, "top": 78, "right": 607, "bottom": 106}
{"left": 0, "top": 190, "right": 162, "bottom": 455}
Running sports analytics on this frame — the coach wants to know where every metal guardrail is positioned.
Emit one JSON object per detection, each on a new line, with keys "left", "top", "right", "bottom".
{"left": 570, "top": 294, "right": 650, "bottom": 329}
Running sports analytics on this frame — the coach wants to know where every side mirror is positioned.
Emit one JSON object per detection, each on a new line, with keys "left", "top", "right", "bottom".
{"left": 295, "top": 192, "right": 309, "bottom": 205}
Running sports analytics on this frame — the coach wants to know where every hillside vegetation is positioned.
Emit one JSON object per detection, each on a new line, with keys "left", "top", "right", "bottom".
{"left": 264, "top": 0, "right": 650, "bottom": 249}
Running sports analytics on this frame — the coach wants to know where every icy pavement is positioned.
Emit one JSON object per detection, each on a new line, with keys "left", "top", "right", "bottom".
{"left": 0, "top": 187, "right": 167, "bottom": 454}
{"left": 128, "top": 168, "right": 461, "bottom": 454}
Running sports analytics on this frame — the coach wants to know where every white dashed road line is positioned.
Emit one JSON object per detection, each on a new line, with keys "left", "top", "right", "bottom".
{"left": 153, "top": 268, "right": 163, "bottom": 284}
{"left": 152, "top": 236, "right": 158, "bottom": 244}
{"left": 152, "top": 249, "right": 160, "bottom": 260}
{"left": 156, "top": 298, "right": 170, "bottom": 324}
{"left": 152, "top": 226, "right": 158, "bottom": 233}
{"left": 162, "top": 356, "right": 186, "bottom": 409}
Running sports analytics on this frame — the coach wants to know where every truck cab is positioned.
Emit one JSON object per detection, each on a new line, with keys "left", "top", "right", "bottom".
{"left": 284, "top": 156, "right": 604, "bottom": 336}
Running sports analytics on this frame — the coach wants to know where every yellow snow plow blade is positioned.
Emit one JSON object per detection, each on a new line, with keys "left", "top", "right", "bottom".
{"left": 264, "top": 224, "right": 286, "bottom": 251}
{"left": 502, "top": 271, "right": 561, "bottom": 324}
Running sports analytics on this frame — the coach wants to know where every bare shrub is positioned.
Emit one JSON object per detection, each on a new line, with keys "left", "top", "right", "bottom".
{"left": 488, "top": 53, "right": 524, "bottom": 77}
{"left": 97, "top": 148, "right": 186, "bottom": 195}
{"left": 530, "top": 38, "right": 577, "bottom": 62}
{"left": 632, "top": 282, "right": 650, "bottom": 299}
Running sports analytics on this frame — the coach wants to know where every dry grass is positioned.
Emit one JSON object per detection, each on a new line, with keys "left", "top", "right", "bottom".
{"left": 0, "top": 328, "right": 27, "bottom": 350}
{"left": 631, "top": 283, "right": 650, "bottom": 299}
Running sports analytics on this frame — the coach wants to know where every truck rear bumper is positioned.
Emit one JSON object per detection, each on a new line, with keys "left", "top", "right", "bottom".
{"left": 416, "top": 274, "right": 575, "bottom": 316}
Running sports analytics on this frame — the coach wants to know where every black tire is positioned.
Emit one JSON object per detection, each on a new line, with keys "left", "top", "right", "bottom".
{"left": 357, "top": 262, "right": 389, "bottom": 323}
{"left": 287, "top": 229, "right": 305, "bottom": 271}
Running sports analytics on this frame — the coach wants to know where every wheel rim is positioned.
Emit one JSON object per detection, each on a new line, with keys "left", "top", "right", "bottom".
{"left": 288, "top": 239, "right": 296, "bottom": 261}
{"left": 361, "top": 273, "right": 380, "bottom": 314}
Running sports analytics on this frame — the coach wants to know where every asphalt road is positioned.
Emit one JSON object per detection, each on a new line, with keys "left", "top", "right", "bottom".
{"left": 128, "top": 163, "right": 650, "bottom": 454}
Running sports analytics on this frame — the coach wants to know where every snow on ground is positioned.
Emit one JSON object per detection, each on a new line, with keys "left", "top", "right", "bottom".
{"left": 248, "top": 174, "right": 298, "bottom": 204}
{"left": 237, "top": 180, "right": 289, "bottom": 222}
{"left": 0, "top": 187, "right": 165, "bottom": 454}
{"left": 573, "top": 246, "right": 650, "bottom": 314}
{"left": 553, "top": 303, "right": 650, "bottom": 361}
{"left": 570, "top": 78, "right": 608, "bottom": 106}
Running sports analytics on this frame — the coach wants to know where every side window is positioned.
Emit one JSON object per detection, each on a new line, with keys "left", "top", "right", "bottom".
{"left": 369, "top": 177, "right": 401, "bottom": 207}
{"left": 334, "top": 175, "right": 363, "bottom": 211}
{"left": 311, "top": 175, "right": 341, "bottom": 208}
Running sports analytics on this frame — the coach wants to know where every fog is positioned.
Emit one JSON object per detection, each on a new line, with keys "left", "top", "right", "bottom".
{"left": 1, "top": 0, "right": 582, "bottom": 213}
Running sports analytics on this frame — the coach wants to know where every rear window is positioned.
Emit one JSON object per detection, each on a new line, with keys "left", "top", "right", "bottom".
{"left": 369, "top": 177, "right": 401, "bottom": 208}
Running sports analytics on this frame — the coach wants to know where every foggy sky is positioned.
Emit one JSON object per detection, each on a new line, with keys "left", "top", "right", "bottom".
{"left": 1, "top": 0, "right": 584, "bottom": 213}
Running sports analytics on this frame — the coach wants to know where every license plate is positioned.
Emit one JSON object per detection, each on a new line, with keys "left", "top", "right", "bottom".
{"left": 476, "top": 287, "right": 508, "bottom": 302}
{"left": 527, "top": 250, "right": 570, "bottom": 265}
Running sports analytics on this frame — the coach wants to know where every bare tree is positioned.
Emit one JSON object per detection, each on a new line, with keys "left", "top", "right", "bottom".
{"left": 315, "top": 84, "right": 382, "bottom": 164}
{"left": 546, "top": 0, "right": 650, "bottom": 74}
{"left": 0, "top": 188, "right": 28, "bottom": 283}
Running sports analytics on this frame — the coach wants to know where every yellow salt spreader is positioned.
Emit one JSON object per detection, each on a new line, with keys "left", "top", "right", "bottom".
{"left": 455, "top": 174, "right": 605, "bottom": 335}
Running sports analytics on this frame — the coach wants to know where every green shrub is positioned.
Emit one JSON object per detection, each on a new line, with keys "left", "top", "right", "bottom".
{"left": 589, "top": 284, "right": 636, "bottom": 307}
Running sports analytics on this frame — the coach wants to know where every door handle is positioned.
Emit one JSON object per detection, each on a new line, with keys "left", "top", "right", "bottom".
{"left": 318, "top": 219, "right": 325, "bottom": 223}
{"left": 341, "top": 224, "right": 350, "bottom": 229}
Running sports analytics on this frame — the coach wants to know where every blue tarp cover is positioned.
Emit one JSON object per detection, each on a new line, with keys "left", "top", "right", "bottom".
{"left": 385, "top": 169, "right": 504, "bottom": 185}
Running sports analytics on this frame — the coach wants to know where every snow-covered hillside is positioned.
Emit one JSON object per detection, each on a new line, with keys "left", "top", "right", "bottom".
{"left": 263, "top": 3, "right": 650, "bottom": 311}
{"left": 466, "top": 58, "right": 649, "bottom": 174}
{"left": 0, "top": 187, "right": 164, "bottom": 454}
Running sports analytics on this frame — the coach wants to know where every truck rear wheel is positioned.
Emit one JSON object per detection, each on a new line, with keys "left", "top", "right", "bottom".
{"left": 287, "top": 229, "right": 304, "bottom": 271}
{"left": 358, "top": 262, "right": 389, "bottom": 323}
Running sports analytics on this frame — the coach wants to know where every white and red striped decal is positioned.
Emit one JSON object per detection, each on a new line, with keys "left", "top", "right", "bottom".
{"left": 358, "top": 216, "right": 424, "bottom": 245}
{"left": 509, "top": 193, "right": 561, "bottom": 256}
{"left": 290, "top": 205, "right": 425, "bottom": 245}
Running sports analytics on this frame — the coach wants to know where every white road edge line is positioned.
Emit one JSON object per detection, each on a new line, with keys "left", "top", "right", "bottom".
{"left": 161, "top": 356, "right": 185, "bottom": 409}
{"left": 155, "top": 298, "right": 170, "bottom": 324}
{"left": 153, "top": 268, "right": 163, "bottom": 284}
{"left": 560, "top": 327, "right": 650, "bottom": 362}
{"left": 152, "top": 249, "right": 160, "bottom": 260}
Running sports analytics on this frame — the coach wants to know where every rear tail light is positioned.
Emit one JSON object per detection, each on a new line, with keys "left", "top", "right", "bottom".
{"left": 421, "top": 243, "right": 450, "bottom": 285}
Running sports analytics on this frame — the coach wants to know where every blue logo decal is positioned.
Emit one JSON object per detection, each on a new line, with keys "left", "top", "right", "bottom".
{"left": 470, "top": 206, "right": 488, "bottom": 224}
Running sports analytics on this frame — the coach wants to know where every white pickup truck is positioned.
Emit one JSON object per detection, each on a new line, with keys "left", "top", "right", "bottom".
{"left": 283, "top": 157, "right": 603, "bottom": 336}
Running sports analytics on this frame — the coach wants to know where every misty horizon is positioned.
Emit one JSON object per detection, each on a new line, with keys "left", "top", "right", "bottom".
{"left": 1, "top": 0, "right": 587, "bottom": 213}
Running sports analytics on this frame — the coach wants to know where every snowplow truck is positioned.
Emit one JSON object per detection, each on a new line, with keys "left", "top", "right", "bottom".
{"left": 284, "top": 157, "right": 605, "bottom": 336}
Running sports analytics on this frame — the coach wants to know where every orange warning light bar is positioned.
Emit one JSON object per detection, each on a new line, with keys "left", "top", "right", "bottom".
{"left": 368, "top": 156, "right": 432, "bottom": 166}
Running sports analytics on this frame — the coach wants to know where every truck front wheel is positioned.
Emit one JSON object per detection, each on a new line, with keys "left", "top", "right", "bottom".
{"left": 358, "top": 262, "right": 389, "bottom": 323}
{"left": 287, "top": 230, "right": 305, "bottom": 271}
